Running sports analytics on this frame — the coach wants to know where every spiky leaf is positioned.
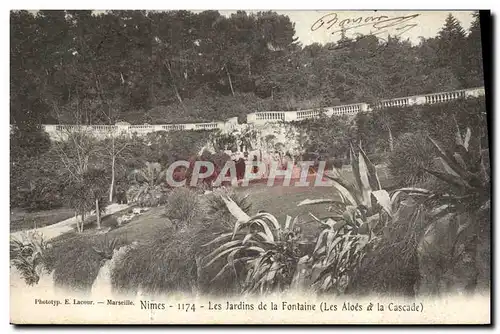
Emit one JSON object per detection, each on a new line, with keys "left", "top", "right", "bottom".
{"left": 371, "top": 189, "right": 393, "bottom": 217}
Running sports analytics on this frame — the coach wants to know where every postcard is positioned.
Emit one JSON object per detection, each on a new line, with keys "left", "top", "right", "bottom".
{"left": 10, "top": 9, "right": 490, "bottom": 325}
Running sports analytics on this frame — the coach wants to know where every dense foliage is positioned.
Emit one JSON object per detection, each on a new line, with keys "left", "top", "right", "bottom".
{"left": 11, "top": 11, "right": 483, "bottom": 128}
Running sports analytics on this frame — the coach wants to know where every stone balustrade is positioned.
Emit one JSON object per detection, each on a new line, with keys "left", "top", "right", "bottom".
{"left": 248, "top": 86, "right": 484, "bottom": 124}
{"left": 37, "top": 86, "right": 485, "bottom": 140}
{"left": 327, "top": 103, "right": 370, "bottom": 116}
{"left": 296, "top": 109, "right": 322, "bottom": 120}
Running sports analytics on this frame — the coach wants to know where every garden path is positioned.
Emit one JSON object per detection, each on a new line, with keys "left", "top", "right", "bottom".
{"left": 10, "top": 203, "right": 130, "bottom": 241}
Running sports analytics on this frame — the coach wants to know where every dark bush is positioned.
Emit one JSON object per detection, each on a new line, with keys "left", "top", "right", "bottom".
{"left": 45, "top": 234, "right": 127, "bottom": 294}
{"left": 126, "top": 184, "right": 170, "bottom": 207}
{"left": 111, "top": 222, "right": 240, "bottom": 297}
{"left": 388, "top": 132, "right": 438, "bottom": 187}
{"left": 332, "top": 157, "right": 344, "bottom": 169}
{"left": 164, "top": 187, "right": 202, "bottom": 230}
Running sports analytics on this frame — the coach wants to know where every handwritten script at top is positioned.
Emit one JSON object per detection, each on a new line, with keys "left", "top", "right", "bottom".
{"left": 311, "top": 12, "right": 421, "bottom": 46}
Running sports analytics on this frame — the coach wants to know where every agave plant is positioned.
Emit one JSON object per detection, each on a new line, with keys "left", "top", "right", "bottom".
{"left": 204, "top": 187, "right": 252, "bottom": 229}
{"left": 423, "top": 124, "right": 490, "bottom": 218}
{"left": 411, "top": 125, "right": 491, "bottom": 293}
{"left": 296, "top": 143, "right": 420, "bottom": 292}
{"left": 299, "top": 144, "right": 397, "bottom": 238}
{"left": 400, "top": 125, "right": 490, "bottom": 255}
{"left": 201, "top": 195, "right": 309, "bottom": 294}
{"left": 305, "top": 217, "right": 371, "bottom": 294}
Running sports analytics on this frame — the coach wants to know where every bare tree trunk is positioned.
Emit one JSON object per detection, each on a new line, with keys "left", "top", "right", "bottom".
{"left": 164, "top": 60, "right": 187, "bottom": 110}
{"left": 225, "top": 65, "right": 235, "bottom": 96}
{"left": 79, "top": 212, "right": 86, "bottom": 233}
{"left": 74, "top": 211, "right": 78, "bottom": 232}
{"left": 109, "top": 155, "right": 115, "bottom": 203}
{"left": 172, "top": 82, "right": 184, "bottom": 106}
{"left": 95, "top": 198, "right": 101, "bottom": 230}
{"left": 387, "top": 126, "right": 394, "bottom": 152}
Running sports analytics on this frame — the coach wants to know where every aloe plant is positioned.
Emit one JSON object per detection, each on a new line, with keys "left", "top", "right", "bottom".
{"left": 296, "top": 143, "right": 425, "bottom": 292}
{"left": 306, "top": 218, "right": 371, "bottom": 294}
{"left": 299, "top": 144, "right": 396, "bottom": 237}
{"left": 414, "top": 125, "right": 490, "bottom": 293}
{"left": 423, "top": 125, "right": 489, "bottom": 215}
{"left": 403, "top": 125, "right": 490, "bottom": 253}
{"left": 202, "top": 196, "right": 309, "bottom": 294}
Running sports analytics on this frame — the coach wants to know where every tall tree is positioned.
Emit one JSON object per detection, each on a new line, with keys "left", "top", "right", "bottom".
{"left": 435, "top": 14, "right": 468, "bottom": 86}
{"left": 464, "top": 11, "right": 484, "bottom": 87}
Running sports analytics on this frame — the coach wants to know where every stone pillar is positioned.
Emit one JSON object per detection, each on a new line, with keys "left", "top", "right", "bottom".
{"left": 284, "top": 111, "right": 298, "bottom": 122}
{"left": 247, "top": 113, "right": 257, "bottom": 124}
{"left": 43, "top": 125, "right": 58, "bottom": 141}
{"left": 414, "top": 96, "right": 426, "bottom": 105}
{"left": 465, "top": 87, "right": 485, "bottom": 98}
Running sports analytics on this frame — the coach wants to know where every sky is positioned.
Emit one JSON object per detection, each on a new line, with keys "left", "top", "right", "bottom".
{"left": 219, "top": 10, "right": 476, "bottom": 45}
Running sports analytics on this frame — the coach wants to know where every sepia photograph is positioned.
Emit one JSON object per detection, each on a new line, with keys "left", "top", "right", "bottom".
{"left": 9, "top": 9, "right": 491, "bottom": 325}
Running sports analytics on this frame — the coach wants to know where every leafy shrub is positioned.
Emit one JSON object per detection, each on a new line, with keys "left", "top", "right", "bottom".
{"left": 332, "top": 157, "right": 344, "bottom": 169}
{"left": 10, "top": 162, "right": 66, "bottom": 210}
{"left": 127, "top": 184, "right": 169, "bottom": 207}
{"left": 127, "top": 161, "right": 170, "bottom": 206}
{"left": 388, "top": 131, "right": 438, "bottom": 187}
{"left": 164, "top": 187, "right": 202, "bottom": 230}
{"left": 10, "top": 232, "right": 51, "bottom": 286}
{"left": 17, "top": 184, "right": 64, "bottom": 211}
{"left": 103, "top": 216, "right": 119, "bottom": 229}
